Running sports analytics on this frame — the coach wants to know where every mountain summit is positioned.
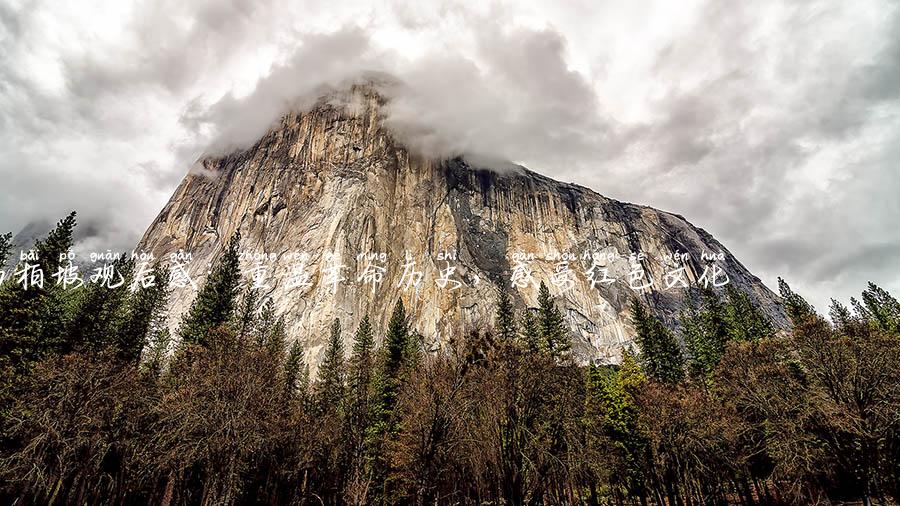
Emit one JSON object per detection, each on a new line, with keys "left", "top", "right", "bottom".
{"left": 138, "top": 83, "right": 785, "bottom": 369}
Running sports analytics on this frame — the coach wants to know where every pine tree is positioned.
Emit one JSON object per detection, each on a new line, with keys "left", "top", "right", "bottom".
{"left": 316, "top": 318, "right": 346, "bottom": 411}
{"left": 253, "top": 297, "right": 285, "bottom": 355}
{"left": 234, "top": 285, "right": 260, "bottom": 339}
{"left": 0, "top": 212, "right": 77, "bottom": 373}
{"left": 778, "top": 277, "right": 816, "bottom": 325}
{"left": 266, "top": 315, "right": 287, "bottom": 358}
{"left": 585, "top": 351, "right": 649, "bottom": 498}
{"left": 349, "top": 315, "right": 375, "bottom": 405}
{"left": 537, "top": 281, "right": 569, "bottom": 358}
{"left": 178, "top": 232, "right": 242, "bottom": 347}
{"left": 829, "top": 299, "right": 855, "bottom": 332}
{"left": 347, "top": 315, "right": 376, "bottom": 470}
{"left": 35, "top": 211, "right": 76, "bottom": 276}
{"left": 116, "top": 265, "right": 170, "bottom": 363}
{"left": 681, "top": 288, "right": 729, "bottom": 384}
{"left": 699, "top": 287, "right": 729, "bottom": 349}
{"left": 683, "top": 287, "right": 774, "bottom": 385}
{"left": 66, "top": 256, "right": 135, "bottom": 353}
{"left": 496, "top": 284, "right": 516, "bottom": 342}
{"left": 284, "top": 339, "right": 306, "bottom": 397}
{"left": 0, "top": 232, "right": 11, "bottom": 267}
{"left": 851, "top": 296, "right": 871, "bottom": 321}
{"left": 520, "top": 308, "right": 541, "bottom": 353}
{"left": 384, "top": 300, "right": 410, "bottom": 373}
{"left": 723, "top": 285, "right": 774, "bottom": 342}
{"left": 631, "top": 299, "right": 684, "bottom": 384}
{"left": 143, "top": 327, "right": 172, "bottom": 378}
{"left": 860, "top": 282, "right": 900, "bottom": 332}
{"left": 681, "top": 300, "right": 712, "bottom": 382}
{"left": 369, "top": 299, "right": 411, "bottom": 447}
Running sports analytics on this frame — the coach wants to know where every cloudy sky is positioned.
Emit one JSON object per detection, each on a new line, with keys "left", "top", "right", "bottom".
{"left": 1, "top": 0, "right": 898, "bottom": 312}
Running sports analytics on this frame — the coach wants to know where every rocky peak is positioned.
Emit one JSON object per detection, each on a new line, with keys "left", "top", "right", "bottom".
{"left": 138, "top": 84, "right": 786, "bottom": 372}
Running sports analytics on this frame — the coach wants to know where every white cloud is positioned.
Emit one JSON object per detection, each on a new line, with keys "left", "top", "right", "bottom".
{"left": 1, "top": 0, "right": 898, "bottom": 312}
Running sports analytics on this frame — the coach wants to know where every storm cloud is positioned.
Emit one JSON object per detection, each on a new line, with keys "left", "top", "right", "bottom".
{"left": 1, "top": 0, "right": 898, "bottom": 312}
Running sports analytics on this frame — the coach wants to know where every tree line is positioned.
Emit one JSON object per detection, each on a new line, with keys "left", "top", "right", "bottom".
{"left": 0, "top": 213, "right": 898, "bottom": 505}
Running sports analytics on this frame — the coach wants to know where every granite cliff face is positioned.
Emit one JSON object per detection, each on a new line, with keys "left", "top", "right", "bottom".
{"left": 138, "top": 85, "right": 786, "bottom": 371}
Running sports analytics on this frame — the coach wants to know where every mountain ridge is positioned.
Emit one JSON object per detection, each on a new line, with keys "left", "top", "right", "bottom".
{"left": 138, "top": 83, "right": 787, "bottom": 370}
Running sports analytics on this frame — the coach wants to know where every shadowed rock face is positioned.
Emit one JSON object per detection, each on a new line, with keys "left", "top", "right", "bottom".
{"left": 138, "top": 84, "right": 786, "bottom": 372}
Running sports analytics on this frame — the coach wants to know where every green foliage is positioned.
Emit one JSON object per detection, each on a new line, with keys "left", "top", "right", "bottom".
{"left": 0, "top": 232, "right": 11, "bottom": 266}
{"left": 256, "top": 298, "right": 287, "bottom": 357}
{"left": 352, "top": 315, "right": 375, "bottom": 359}
{"left": 586, "top": 352, "right": 649, "bottom": 497}
{"left": 631, "top": 299, "right": 684, "bottom": 384}
{"left": 66, "top": 256, "right": 135, "bottom": 354}
{"left": 116, "top": 265, "right": 170, "bottom": 363}
{"left": 860, "top": 281, "right": 900, "bottom": 332}
{"left": 316, "top": 318, "right": 346, "bottom": 411}
{"left": 34, "top": 211, "right": 77, "bottom": 276}
{"left": 366, "top": 299, "right": 412, "bottom": 497}
{"left": 779, "top": 277, "right": 817, "bottom": 325}
{"left": 142, "top": 326, "right": 171, "bottom": 378}
{"left": 0, "top": 212, "right": 78, "bottom": 389}
{"left": 178, "top": 232, "right": 242, "bottom": 347}
{"left": 682, "top": 287, "right": 774, "bottom": 384}
{"left": 374, "top": 300, "right": 410, "bottom": 422}
{"left": 829, "top": 298, "right": 854, "bottom": 331}
{"left": 234, "top": 285, "right": 261, "bottom": 339}
{"left": 519, "top": 308, "right": 541, "bottom": 353}
{"left": 1, "top": 212, "right": 897, "bottom": 505}
{"left": 349, "top": 315, "right": 375, "bottom": 407}
{"left": 284, "top": 339, "right": 306, "bottom": 397}
{"left": 495, "top": 284, "right": 516, "bottom": 341}
{"left": 537, "top": 281, "right": 570, "bottom": 359}
{"left": 723, "top": 285, "right": 774, "bottom": 342}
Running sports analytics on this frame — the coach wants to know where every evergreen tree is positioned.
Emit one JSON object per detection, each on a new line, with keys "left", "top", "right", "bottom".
{"left": 35, "top": 211, "right": 77, "bottom": 276}
{"left": 178, "top": 232, "right": 242, "bottom": 347}
{"left": 723, "top": 285, "right": 773, "bottom": 342}
{"left": 234, "top": 285, "right": 260, "bottom": 339}
{"left": 778, "top": 277, "right": 816, "bottom": 325}
{"left": 829, "top": 298, "right": 855, "bottom": 332}
{"left": 116, "top": 265, "right": 170, "bottom": 363}
{"left": 316, "top": 318, "right": 346, "bottom": 411}
{"left": 681, "top": 299, "right": 713, "bottom": 382}
{"left": 684, "top": 287, "right": 773, "bottom": 385}
{"left": 266, "top": 316, "right": 288, "bottom": 358}
{"left": 0, "top": 212, "right": 77, "bottom": 377}
{"left": 537, "top": 281, "right": 569, "bottom": 358}
{"left": 519, "top": 308, "right": 541, "bottom": 353}
{"left": 860, "top": 282, "right": 900, "bottom": 332}
{"left": 253, "top": 297, "right": 286, "bottom": 356}
{"left": 850, "top": 296, "right": 871, "bottom": 322}
{"left": 349, "top": 315, "right": 375, "bottom": 407}
{"left": 366, "top": 300, "right": 411, "bottom": 499}
{"left": 631, "top": 299, "right": 684, "bottom": 384}
{"left": 377, "top": 299, "right": 410, "bottom": 416}
{"left": 496, "top": 284, "right": 516, "bottom": 342}
{"left": 0, "top": 232, "right": 11, "bottom": 267}
{"left": 347, "top": 315, "right": 376, "bottom": 474}
{"left": 143, "top": 327, "right": 172, "bottom": 378}
{"left": 66, "top": 256, "right": 135, "bottom": 353}
{"left": 585, "top": 352, "right": 649, "bottom": 499}
{"left": 699, "top": 287, "right": 729, "bottom": 348}
{"left": 284, "top": 340, "right": 306, "bottom": 398}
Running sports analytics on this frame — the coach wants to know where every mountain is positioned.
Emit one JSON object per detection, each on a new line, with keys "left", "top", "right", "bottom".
{"left": 138, "top": 83, "right": 786, "bottom": 371}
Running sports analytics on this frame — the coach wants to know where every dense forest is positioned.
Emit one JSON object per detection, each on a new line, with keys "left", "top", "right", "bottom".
{"left": 0, "top": 213, "right": 898, "bottom": 506}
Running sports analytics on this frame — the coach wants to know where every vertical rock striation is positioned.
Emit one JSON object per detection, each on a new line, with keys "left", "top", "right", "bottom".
{"left": 138, "top": 84, "right": 786, "bottom": 372}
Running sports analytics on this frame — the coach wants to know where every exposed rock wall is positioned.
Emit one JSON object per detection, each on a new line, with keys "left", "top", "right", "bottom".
{"left": 138, "top": 85, "right": 786, "bottom": 372}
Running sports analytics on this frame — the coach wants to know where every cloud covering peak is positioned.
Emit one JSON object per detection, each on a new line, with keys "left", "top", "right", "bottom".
{"left": 1, "top": 0, "right": 898, "bottom": 312}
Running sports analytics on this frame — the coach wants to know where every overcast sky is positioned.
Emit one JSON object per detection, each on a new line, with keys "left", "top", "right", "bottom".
{"left": 1, "top": 0, "right": 898, "bottom": 312}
